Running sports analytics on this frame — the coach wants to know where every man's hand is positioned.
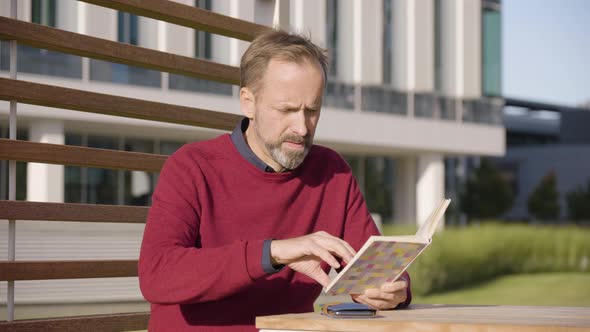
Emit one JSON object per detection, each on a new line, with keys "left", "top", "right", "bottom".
{"left": 270, "top": 231, "right": 356, "bottom": 287}
{"left": 350, "top": 278, "right": 408, "bottom": 310}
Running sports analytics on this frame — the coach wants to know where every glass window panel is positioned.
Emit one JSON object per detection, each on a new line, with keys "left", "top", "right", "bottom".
{"left": 0, "top": 42, "right": 82, "bottom": 79}
{"left": 382, "top": 0, "right": 393, "bottom": 85}
{"left": 434, "top": 0, "right": 443, "bottom": 92}
{"left": 482, "top": 9, "right": 502, "bottom": 96}
{"left": 89, "top": 59, "right": 161, "bottom": 88}
{"left": 124, "top": 138, "right": 154, "bottom": 206}
{"left": 326, "top": 0, "right": 338, "bottom": 78}
{"left": 118, "top": 12, "right": 139, "bottom": 46}
{"left": 160, "top": 141, "right": 184, "bottom": 155}
{"left": 64, "top": 133, "right": 83, "bottom": 203}
{"left": 32, "top": 0, "right": 57, "bottom": 27}
{"left": 195, "top": 0, "right": 212, "bottom": 60}
{"left": 86, "top": 136, "right": 117, "bottom": 204}
{"left": 364, "top": 157, "right": 394, "bottom": 222}
{"left": 169, "top": 74, "right": 233, "bottom": 95}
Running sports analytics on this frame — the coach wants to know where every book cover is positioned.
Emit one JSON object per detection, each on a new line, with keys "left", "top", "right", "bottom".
{"left": 325, "top": 198, "right": 451, "bottom": 295}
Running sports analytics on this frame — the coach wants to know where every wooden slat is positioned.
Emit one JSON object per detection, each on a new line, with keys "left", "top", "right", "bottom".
{"left": 0, "top": 139, "right": 167, "bottom": 172}
{"left": 0, "top": 260, "right": 138, "bottom": 281}
{"left": 0, "top": 17, "right": 240, "bottom": 85}
{"left": 0, "top": 312, "right": 149, "bottom": 332}
{"left": 0, "top": 200, "right": 148, "bottom": 223}
{"left": 81, "top": 0, "right": 269, "bottom": 41}
{"left": 0, "top": 78, "right": 242, "bottom": 131}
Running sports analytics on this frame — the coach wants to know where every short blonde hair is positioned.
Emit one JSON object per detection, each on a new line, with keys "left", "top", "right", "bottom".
{"left": 240, "top": 29, "right": 328, "bottom": 95}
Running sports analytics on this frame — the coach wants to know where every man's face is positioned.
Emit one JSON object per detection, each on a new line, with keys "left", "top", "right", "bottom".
{"left": 240, "top": 59, "right": 324, "bottom": 172}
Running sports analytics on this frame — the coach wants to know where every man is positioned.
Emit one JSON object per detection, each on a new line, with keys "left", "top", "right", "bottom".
{"left": 139, "top": 30, "right": 411, "bottom": 332}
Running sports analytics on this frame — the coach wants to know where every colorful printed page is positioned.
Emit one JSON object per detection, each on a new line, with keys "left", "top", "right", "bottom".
{"left": 325, "top": 239, "right": 428, "bottom": 295}
{"left": 325, "top": 198, "right": 451, "bottom": 295}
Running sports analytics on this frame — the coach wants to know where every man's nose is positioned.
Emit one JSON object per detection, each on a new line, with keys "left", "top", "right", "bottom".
{"left": 291, "top": 111, "right": 308, "bottom": 137}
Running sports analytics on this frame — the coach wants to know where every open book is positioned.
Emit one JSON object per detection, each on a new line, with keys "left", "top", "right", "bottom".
{"left": 325, "top": 198, "right": 451, "bottom": 295}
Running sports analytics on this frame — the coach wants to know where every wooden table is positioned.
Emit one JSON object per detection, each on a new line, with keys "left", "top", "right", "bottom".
{"left": 256, "top": 304, "right": 590, "bottom": 332}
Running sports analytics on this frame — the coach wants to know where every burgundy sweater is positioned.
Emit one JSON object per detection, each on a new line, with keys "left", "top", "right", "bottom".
{"left": 138, "top": 134, "right": 411, "bottom": 331}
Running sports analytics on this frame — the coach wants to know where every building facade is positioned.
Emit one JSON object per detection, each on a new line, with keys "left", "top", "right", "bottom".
{"left": 0, "top": 0, "right": 504, "bottom": 317}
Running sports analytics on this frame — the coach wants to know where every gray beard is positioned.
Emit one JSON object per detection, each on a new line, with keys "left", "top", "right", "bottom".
{"left": 255, "top": 126, "right": 311, "bottom": 170}
{"left": 267, "top": 141, "right": 310, "bottom": 170}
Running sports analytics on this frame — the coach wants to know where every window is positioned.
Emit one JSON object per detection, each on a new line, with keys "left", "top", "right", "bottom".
{"left": 365, "top": 157, "right": 394, "bottom": 222}
{"left": 32, "top": 0, "right": 57, "bottom": 27}
{"left": 382, "top": 0, "right": 393, "bottom": 85}
{"left": 194, "top": 0, "right": 212, "bottom": 60}
{"left": 326, "top": 0, "right": 338, "bottom": 78}
{"left": 64, "top": 133, "right": 186, "bottom": 206}
{"left": 0, "top": 1, "right": 81, "bottom": 78}
{"left": 118, "top": 12, "right": 139, "bottom": 46}
{"left": 482, "top": 1, "right": 502, "bottom": 96}
{"left": 124, "top": 138, "right": 154, "bottom": 206}
{"left": 89, "top": 11, "right": 161, "bottom": 87}
{"left": 434, "top": 0, "right": 443, "bottom": 92}
{"left": 87, "top": 135, "right": 118, "bottom": 205}
{"left": 0, "top": 125, "right": 28, "bottom": 201}
{"left": 168, "top": 0, "right": 234, "bottom": 95}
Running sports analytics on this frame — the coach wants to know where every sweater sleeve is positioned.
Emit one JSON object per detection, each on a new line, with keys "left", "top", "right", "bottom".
{"left": 342, "top": 173, "right": 413, "bottom": 309}
{"left": 138, "top": 149, "right": 267, "bottom": 305}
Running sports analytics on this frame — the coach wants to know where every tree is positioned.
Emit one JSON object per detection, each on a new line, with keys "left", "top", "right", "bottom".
{"left": 527, "top": 171, "right": 560, "bottom": 221}
{"left": 460, "top": 159, "right": 514, "bottom": 221}
{"left": 566, "top": 179, "right": 590, "bottom": 222}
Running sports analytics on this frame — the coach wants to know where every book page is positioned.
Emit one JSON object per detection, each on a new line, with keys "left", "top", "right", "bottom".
{"left": 325, "top": 198, "right": 451, "bottom": 295}
{"left": 415, "top": 198, "right": 452, "bottom": 240}
{"left": 325, "top": 240, "right": 428, "bottom": 295}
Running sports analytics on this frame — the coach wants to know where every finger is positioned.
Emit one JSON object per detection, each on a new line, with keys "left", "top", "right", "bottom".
{"left": 381, "top": 280, "right": 408, "bottom": 293}
{"left": 314, "top": 232, "right": 357, "bottom": 258}
{"left": 309, "top": 243, "right": 341, "bottom": 269}
{"left": 356, "top": 294, "right": 399, "bottom": 310}
{"left": 311, "top": 269, "right": 331, "bottom": 288}
{"left": 313, "top": 236, "right": 356, "bottom": 263}
{"left": 364, "top": 288, "right": 396, "bottom": 301}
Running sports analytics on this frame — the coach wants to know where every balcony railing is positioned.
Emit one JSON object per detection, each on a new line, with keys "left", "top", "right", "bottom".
{"left": 0, "top": 42, "right": 504, "bottom": 126}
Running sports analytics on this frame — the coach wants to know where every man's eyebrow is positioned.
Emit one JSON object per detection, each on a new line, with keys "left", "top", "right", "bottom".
{"left": 274, "top": 101, "right": 321, "bottom": 110}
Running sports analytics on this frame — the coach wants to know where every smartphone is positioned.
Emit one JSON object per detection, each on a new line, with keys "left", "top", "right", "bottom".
{"left": 321, "top": 303, "right": 377, "bottom": 318}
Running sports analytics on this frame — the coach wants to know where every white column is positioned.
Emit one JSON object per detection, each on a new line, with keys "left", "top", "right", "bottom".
{"left": 27, "top": 120, "right": 65, "bottom": 203}
{"left": 416, "top": 154, "right": 445, "bottom": 229}
{"left": 84, "top": 3, "right": 117, "bottom": 41}
{"left": 56, "top": 0, "right": 78, "bottom": 32}
{"left": 392, "top": 0, "right": 434, "bottom": 91}
{"left": 273, "top": 0, "right": 290, "bottom": 30}
{"left": 437, "top": 0, "right": 481, "bottom": 98}
{"left": 138, "top": 16, "right": 159, "bottom": 50}
{"left": 337, "top": 0, "right": 382, "bottom": 85}
{"left": 290, "top": 0, "right": 326, "bottom": 46}
{"left": 394, "top": 156, "right": 417, "bottom": 225}
{"left": 167, "top": 0, "right": 194, "bottom": 57}
{"left": 227, "top": 0, "right": 256, "bottom": 66}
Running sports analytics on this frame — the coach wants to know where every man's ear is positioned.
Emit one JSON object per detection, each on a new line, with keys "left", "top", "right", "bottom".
{"left": 240, "top": 87, "right": 256, "bottom": 119}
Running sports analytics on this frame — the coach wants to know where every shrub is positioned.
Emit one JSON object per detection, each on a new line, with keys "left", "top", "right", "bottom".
{"left": 460, "top": 159, "right": 514, "bottom": 221}
{"left": 566, "top": 179, "right": 590, "bottom": 222}
{"left": 381, "top": 223, "right": 590, "bottom": 296}
{"left": 528, "top": 171, "right": 560, "bottom": 221}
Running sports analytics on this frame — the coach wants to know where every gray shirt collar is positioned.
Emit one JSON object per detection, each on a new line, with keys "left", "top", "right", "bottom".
{"left": 231, "top": 117, "right": 276, "bottom": 173}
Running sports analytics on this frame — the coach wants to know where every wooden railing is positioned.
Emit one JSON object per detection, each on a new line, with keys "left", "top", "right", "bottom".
{"left": 0, "top": 0, "right": 269, "bottom": 330}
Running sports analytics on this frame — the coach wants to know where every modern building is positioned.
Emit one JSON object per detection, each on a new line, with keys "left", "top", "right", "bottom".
{"left": 497, "top": 98, "right": 590, "bottom": 221}
{"left": 0, "top": 0, "right": 504, "bottom": 318}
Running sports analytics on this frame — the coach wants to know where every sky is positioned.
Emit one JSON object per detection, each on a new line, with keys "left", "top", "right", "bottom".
{"left": 503, "top": 0, "right": 590, "bottom": 107}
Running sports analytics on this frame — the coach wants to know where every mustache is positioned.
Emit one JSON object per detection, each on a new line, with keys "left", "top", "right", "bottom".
{"left": 281, "top": 135, "right": 308, "bottom": 144}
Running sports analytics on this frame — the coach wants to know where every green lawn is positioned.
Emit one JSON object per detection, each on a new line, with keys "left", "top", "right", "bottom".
{"left": 413, "top": 272, "right": 590, "bottom": 306}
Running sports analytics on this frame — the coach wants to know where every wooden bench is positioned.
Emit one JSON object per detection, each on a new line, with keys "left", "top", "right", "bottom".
{"left": 0, "top": 0, "right": 269, "bottom": 330}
